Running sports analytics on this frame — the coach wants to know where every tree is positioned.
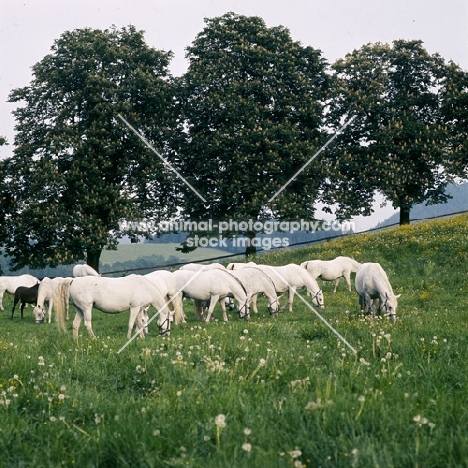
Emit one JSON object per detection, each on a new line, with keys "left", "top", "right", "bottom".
{"left": 5, "top": 26, "right": 178, "bottom": 272}
{"left": 175, "top": 13, "right": 329, "bottom": 255}
{"left": 441, "top": 62, "right": 468, "bottom": 179}
{"left": 322, "top": 40, "right": 454, "bottom": 225}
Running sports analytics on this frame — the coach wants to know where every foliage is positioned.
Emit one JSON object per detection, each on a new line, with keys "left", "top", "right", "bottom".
{"left": 442, "top": 61, "right": 468, "bottom": 177}
{"left": 4, "top": 26, "right": 178, "bottom": 272}
{"left": 323, "top": 40, "right": 462, "bottom": 225}
{"left": 175, "top": 13, "right": 329, "bottom": 253}
{"left": 1, "top": 214, "right": 468, "bottom": 467}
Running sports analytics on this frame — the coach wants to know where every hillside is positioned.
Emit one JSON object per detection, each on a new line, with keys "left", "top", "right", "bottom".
{"left": 375, "top": 182, "right": 468, "bottom": 228}
{"left": 2, "top": 213, "right": 468, "bottom": 467}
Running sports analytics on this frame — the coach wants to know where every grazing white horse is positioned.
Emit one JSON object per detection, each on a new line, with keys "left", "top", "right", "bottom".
{"left": 177, "top": 269, "right": 248, "bottom": 322}
{"left": 228, "top": 267, "right": 279, "bottom": 317}
{"left": 355, "top": 263, "right": 400, "bottom": 320}
{"left": 53, "top": 275, "right": 172, "bottom": 339}
{"left": 144, "top": 270, "right": 185, "bottom": 324}
{"left": 0, "top": 274, "right": 39, "bottom": 310}
{"left": 179, "top": 262, "right": 227, "bottom": 271}
{"left": 256, "top": 264, "right": 324, "bottom": 311}
{"left": 300, "top": 256, "right": 361, "bottom": 292}
{"left": 226, "top": 261, "right": 257, "bottom": 270}
{"left": 72, "top": 264, "right": 100, "bottom": 277}
{"left": 33, "top": 277, "right": 69, "bottom": 324}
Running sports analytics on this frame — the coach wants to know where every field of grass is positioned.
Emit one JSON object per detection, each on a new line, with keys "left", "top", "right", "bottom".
{"left": 1, "top": 214, "right": 468, "bottom": 467}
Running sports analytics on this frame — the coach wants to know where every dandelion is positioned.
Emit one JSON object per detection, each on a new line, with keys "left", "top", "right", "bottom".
{"left": 58, "top": 394, "right": 66, "bottom": 401}
{"left": 244, "top": 428, "right": 251, "bottom": 436}
{"left": 242, "top": 443, "right": 252, "bottom": 453}
{"left": 215, "top": 414, "right": 226, "bottom": 428}
{"left": 214, "top": 414, "right": 226, "bottom": 449}
{"left": 288, "top": 449, "right": 302, "bottom": 459}
{"left": 356, "top": 395, "right": 366, "bottom": 420}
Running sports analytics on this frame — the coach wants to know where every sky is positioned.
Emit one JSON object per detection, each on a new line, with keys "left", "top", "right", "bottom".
{"left": 1, "top": 0, "right": 467, "bottom": 230}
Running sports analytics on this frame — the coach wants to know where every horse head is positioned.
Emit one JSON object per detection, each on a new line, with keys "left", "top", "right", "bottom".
{"left": 33, "top": 304, "right": 45, "bottom": 324}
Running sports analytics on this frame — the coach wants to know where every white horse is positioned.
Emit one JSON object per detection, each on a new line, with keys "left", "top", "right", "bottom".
{"left": 226, "top": 261, "right": 257, "bottom": 270}
{"left": 177, "top": 269, "right": 248, "bottom": 322}
{"left": 355, "top": 263, "right": 400, "bottom": 320}
{"left": 228, "top": 267, "right": 279, "bottom": 317}
{"left": 144, "top": 270, "right": 185, "bottom": 324}
{"left": 300, "top": 256, "right": 361, "bottom": 292}
{"left": 256, "top": 264, "right": 324, "bottom": 311}
{"left": 0, "top": 274, "right": 39, "bottom": 310}
{"left": 53, "top": 275, "right": 172, "bottom": 339}
{"left": 72, "top": 264, "right": 100, "bottom": 277}
{"left": 179, "top": 262, "right": 227, "bottom": 271}
{"left": 33, "top": 277, "right": 69, "bottom": 324}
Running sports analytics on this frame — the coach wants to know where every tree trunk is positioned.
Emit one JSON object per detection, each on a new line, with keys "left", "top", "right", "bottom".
{"left": 399, "top": 206, "right": 411, "bottom": 225}
{"left": 86, "top": 249, "right": 102, "bottom": 273}
{"left": 245, "top": 231, "right": 257, "bottom": 257}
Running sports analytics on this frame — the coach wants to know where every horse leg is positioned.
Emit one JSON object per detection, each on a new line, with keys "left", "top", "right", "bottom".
{"left": 20, "top": 301, "right": 26, "bottom": 319}
{"left": 344, "top": 272, "right": 352, "bottom": 292}
{"left": 194, "top": 299, "right": 204, "bottom": 320}
{"left": 128, "top": 307, "right": 145, "bottom": 339}
{"left": 333, "top": 278, "right": 340, "bottom": 293}
{"left": 48, "top": 299, "right": 53, "bottom": 323}
{"left": 0, "top": 291, "right": 4, "bottom": 310}
{"left": 82, "top": 308, "right": 96, "bottom": 338}
{"left": 250, "top": 294, "right": 258, "bottom": 314}
{"left": 363, "top": 292, "right": 374, "bottom": 317}
{"left": 11, "top": 298, "right": 19, "bottom": 320}
{"left": 72, "top": 308, "right": 84, "bottom": 338}
{"left": 204, "top": 295, "right": 219, "bottom": 322}
{"left": 219, "top": 297, "right": 229, "bottom": 322}
{"left": 287, "top": 287, "right": 296, "bottom": 312}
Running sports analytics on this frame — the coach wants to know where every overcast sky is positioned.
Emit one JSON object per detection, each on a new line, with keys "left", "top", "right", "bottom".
{"left": 1, "top": 0, "right": 467, "bottom": 228}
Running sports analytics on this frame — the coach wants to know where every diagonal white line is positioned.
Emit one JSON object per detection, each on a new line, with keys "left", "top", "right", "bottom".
{"left": 264, "top": 266, "right": 357, "bottom": 354}
{"left": 117, "top": 114, "right": 207, "bottom": 203}
{"left": 117, "top": 267, "right": 208, "bottom": 354}
{"left": 268, "top": 115, "right": 357, "bottom": 203}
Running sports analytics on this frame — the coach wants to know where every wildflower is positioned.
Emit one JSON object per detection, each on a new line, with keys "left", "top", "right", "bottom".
{"left": 289, "top": 449, "right": 302, "bottom": 459}
{"left": 242, "top": 443, "right": 252, "bottom": 452}
{"left": 215, "top": 414, "right": 226, "bottom": 428}
{"left": 244, "top": 428, "right": 251, "bottom": 436}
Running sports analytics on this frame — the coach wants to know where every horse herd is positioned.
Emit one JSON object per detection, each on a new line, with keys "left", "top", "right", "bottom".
{"left": 0, "top": 257, "right": 400, "bottom": 339}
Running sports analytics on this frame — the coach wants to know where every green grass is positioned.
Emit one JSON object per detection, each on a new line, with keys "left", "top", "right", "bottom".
{"left": 1, "top": 214, "right": 468, "bottom": 467}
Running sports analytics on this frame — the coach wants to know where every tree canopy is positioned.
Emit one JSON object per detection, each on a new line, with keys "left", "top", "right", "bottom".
{"left": 5, "top": 26, "right": 178, "bottom": 271}
{"left": 2, "top": 18, "right": 468, "bottom": 272}
{"left": 175, "top": 12, "right": 329, "bottom": 253}
{"left": 322, "top": 40, "right": 459, "bottom": 225}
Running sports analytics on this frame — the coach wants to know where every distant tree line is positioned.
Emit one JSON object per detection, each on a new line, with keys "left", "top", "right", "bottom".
{"left": 1, "top": 13, "right": 467, "bottom": 273}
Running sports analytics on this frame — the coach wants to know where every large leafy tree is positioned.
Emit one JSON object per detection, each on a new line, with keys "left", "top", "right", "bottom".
{"left": 175, "top": 13, "right": 329, "bottom": 254}
{"left": 322, "top": 40, "right": 455, "bottom": 225}
{"left": 441, "top": 62, "right": 468, "bottom": 179}
{"left": 5, "top": 26, "right": 178, "bottom": 272}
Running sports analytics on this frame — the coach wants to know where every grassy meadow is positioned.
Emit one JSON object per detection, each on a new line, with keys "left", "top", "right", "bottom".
{"left": 1, "top": 214, "right": 468, "bottom": 467}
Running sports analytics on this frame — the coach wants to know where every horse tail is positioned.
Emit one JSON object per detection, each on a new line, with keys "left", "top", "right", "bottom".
{"left": 53, "top": 278, "right": 73, "bottom": 332}
{"left": 172, "top": 293, "right": 185, "bottom": 325}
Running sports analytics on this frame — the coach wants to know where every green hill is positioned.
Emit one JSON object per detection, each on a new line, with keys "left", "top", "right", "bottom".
{"left": 1, "top": 213, "right": 468, "bottom": 466}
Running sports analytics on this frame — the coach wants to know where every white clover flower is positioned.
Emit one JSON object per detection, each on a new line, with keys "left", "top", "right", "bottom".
{"left": 242, "top": 443, "right": 252, "bottom": 452}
